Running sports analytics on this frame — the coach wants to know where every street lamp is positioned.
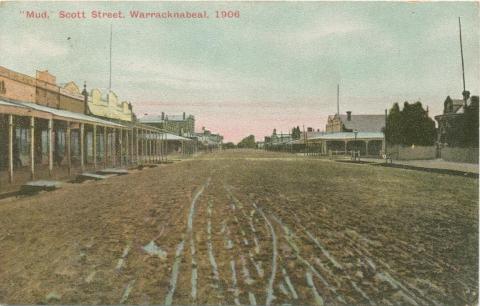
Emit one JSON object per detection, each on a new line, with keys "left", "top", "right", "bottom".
{"left": 353, "top": 129, "right": 358, "bottom": 161}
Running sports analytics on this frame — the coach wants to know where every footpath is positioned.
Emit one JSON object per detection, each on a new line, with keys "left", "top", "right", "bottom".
{"left": 362, "top": 157, "right": 479, "bottom": 176}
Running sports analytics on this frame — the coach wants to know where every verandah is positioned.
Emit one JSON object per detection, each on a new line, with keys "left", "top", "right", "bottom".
{"left": 0, "top": 102, "right": 168, "bottom": 193}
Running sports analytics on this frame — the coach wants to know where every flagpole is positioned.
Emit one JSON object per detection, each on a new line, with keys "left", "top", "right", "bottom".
{"left": 109, "top": 24, "right": 113, "bottom": 91}
{"left": 337, "top": 84, "right": 340, "bottom": 116}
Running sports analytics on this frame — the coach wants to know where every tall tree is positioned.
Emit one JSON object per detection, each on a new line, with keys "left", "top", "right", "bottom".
{"left": 291, "top": 126, "right": 301, "bottom": 140}
{"left": 386, "top": 101, "right": 436, "bottom": 146}
{"left": 463, "top": 98, "right": 479, "bottom": 147}
{"left": 237, "top": 135, "right": 256, "bottom": 148}
{"left": 385, "top": 103, "right": 402, "bottom": 145}
{"left": 223, "top": 142, "right": 236, "bottom": 149}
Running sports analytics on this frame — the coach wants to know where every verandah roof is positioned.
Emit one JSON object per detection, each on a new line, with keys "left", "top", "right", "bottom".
{"left": 287, "top": 132, "right": 384, "bottom": 144}
{"left": 0, "top": 98, "right": 125, "bottom": 128}
{"left": 144, "top": 132, "right": 192, "bottom": 141}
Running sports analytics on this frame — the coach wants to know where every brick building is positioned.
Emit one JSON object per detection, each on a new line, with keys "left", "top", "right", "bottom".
{"left": 0, "top": 66, "right": 165, "bottom": 192}
{"left": 435, "top": 94, "right": 479, "bottom": 147}
{"left": 0, "top": 66, "right": 85, "bottom": 112}
{"left": 326, "top": 111, "right": 385, "bottom": 133}
{"left": 139, "top": 112, "right": 195, "bottom": 136}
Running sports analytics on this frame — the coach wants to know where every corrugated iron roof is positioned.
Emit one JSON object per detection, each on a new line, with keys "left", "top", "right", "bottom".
{"left": 1, "top": 98, "right": 125, "bottom": 128}
{"left": 143, "top": 132, "right": 192, "bottom": 141}
{"left": 315, "top": 132, "right": 384, "bottom": 140}
{"left": 287, "top": 132, "right": 384, "bottom": 144}
{"left": 338, "top": 114, "right": 385, "bottom": 132}
{"left": 139, "top": 114, "right": 193, "bottom": 123}
{"left": 138, "top": 115, "right": 164, "bottom": 123}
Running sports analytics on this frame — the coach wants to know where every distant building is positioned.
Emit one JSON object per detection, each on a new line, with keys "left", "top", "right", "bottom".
{"left": 0, "top": 66, "right": 85, "bottom": 113}
{"left": 268, "top": 129, "right": 292, "bottom": 145}
{"left": 326, "top": 111, "right": 385, "bottom": 133}
{"left": 194, "top": 127, "right": 223, "bottom": 150}
{"left": 87, "top": 88, "right": 133, "bottom": 122}
{"left": 139, "top": 112, "right": 195, "bottom": 136}
{"left": 321, "top": 111, "right": 385, "bottom": 156}
{"left": 435, "top": 94, "right": 479, "bottom": 147}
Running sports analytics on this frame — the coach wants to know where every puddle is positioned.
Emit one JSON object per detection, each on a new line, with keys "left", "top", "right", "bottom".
{"left": 143, "top": 240, "right": 167, "bottom": 260}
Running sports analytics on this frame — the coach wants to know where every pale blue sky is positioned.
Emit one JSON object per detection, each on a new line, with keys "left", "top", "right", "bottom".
{"left": 1, "top": 1, "right": 478, "bottom": 142}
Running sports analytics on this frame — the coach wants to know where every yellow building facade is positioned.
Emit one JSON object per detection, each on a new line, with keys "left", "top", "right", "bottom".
{"left": 87, "top": 89, "right": 133, "bottom": 122}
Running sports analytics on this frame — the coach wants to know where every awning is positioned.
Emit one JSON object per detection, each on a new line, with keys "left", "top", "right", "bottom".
{"left": 165, "top": 133, "right": 192, "bottom": 141}
{"left": 312, "top": 132, "right": 384, "bottom": 140}
{"left": 0, "top": 99, "right": 53, "bottom": 120}
{"left": 143, "top": 132, "right": 192, "bottom": 141}
{"left": 284, "top": 132, "right": 384, "bottom": 145}
{"left": 1, "top": 98, "right": 126, "bottom": 128}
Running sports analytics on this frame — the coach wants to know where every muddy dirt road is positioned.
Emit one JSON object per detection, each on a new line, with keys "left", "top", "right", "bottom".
{"left": 0, "top": 150, "right": 477, "bottom": 304}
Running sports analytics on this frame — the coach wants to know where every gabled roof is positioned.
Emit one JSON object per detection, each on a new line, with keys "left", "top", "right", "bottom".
{"left": 139, "top": 115, "right": 164, "bottom": 123}
{"left": 445, "top": 96, "right": 466, "bottom": 114}
{"left": 139, "top": 114, "right": 193, "bottom": 123}
{"left": 166, "top": 114, "right": 189, "bottom": 121}
{"left": 338, "top": 114, "right": 385, "bottom": 132}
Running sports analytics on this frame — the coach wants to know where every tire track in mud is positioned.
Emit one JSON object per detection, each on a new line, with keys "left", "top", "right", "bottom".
{"left": 270, "top": 212, "right": 346, "bottom": 304}
{"left": 229, "top": 259, "right": 241, "bottom": 305}
{"left": 220, "top": 215, "right": 243, "bottom": 305}
{"left": 164, "top": 177, "right": 211, "bottom": 305}
{"left": 226, "top": 185, "right": 314, "bottom": 305}
{"left": 223, "top": 185, "right": 270, "bottom": 304}
{"left": 229, "top": 185, "right": 386, "bottom": 305}
{"left": 206, "top": 200, "right": 222, "bottom": 291}
{"left": 236, "top": 191, "right": 335, "bottom": 304}
{"left": 291, "top": 210, "right": 438, "bottom": 305}
{"left": 223, "top": 183, "right": 434, "bottom": 305}
{"left": 253, "top": 202, "right": 278, "bottom": 306}
{"left": 260, "top": 194, "right": 444, "bottom": 305}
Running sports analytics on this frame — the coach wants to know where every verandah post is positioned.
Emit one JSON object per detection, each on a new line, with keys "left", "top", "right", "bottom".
{"left": 104, "top": 126, "right": 108, "bottom": 168}
{"left": 135, "top": 128, "right": 139, "bottom": 164}
{"left": 8, "top": 114, "right": 13, "bottom": 183}
{"left": 93, "top": 124, "right": 97, "bottom": 169}
{"left": 30, "top": 116, "right": 35, "bottom": 180}
{"left": 112, "top": 128, "right": 116, "bottom": 167}
{"left": 66, "top": 121, "right": 71, "bottom": 176}
{"left": 80, "top": 123, "right": 84, "bottom": 172}
{"left": 48, "top": 119, "right": 53, "bottom": 177}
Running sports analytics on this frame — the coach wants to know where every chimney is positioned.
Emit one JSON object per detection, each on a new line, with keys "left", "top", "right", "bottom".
{"left": 183, "top": 112, "right": 186, "bottom": 120}
{"left": 463, "top": 90, "right": 470, "bottom": 107}
{"left": 161, "top": 112, "right": 165, "bottom": 120}
{"left": 81, "top": 81, "right": 88, "bottom": 115}
{"left": 346, "top": 111, "right": 352, "bottom": 121}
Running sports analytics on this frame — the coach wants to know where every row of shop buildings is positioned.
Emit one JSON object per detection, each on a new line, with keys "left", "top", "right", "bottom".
{"left": 262, "top": 92, "right": 478, "bottom": 160}
{"left": 263, "top": 110, "right": 386, "bottom": 157}
{"left": 0, "top": 65, "right": 221, "bottom": 192}
{"left": 138, "top": 114, "right": 223, "bottom": 151}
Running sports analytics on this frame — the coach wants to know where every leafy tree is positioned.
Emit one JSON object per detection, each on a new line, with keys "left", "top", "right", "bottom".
{"left": 386, "top": 101, "right": 436, "bottom": 146}
{"left": 385, "top": 103, "right": 402, "bottom": 144}
{"left": 291, "top": 126, "right": 301, "bottom": 140}
{"left": 463, "top": 98, "right": 479, "bottom": 147}
{"left": 237, "top": 135, "right": 256, "bottom": 148}
{"left": 223, "top": 142, "right": 236, "bottom": 149}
